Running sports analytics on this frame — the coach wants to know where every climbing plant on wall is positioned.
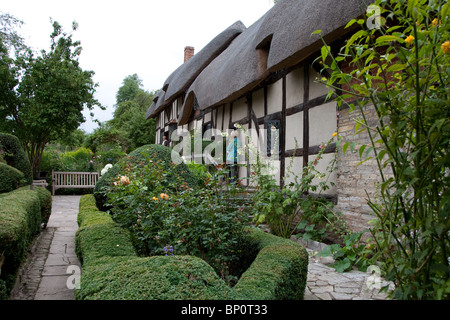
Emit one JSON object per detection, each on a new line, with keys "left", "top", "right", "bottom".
{"left": 317, "top": 0, "right": 449, "bottom": 300}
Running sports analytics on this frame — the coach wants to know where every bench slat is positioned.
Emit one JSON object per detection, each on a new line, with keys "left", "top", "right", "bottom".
{"left": 52, "top": 171, "right": 100, "bottom": 195}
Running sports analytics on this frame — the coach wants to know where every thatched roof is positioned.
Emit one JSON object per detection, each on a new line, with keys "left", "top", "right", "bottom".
{"left": 145, "top": 89, "right": 163, "bottom": 120}
{"left": 146, "top": 21, "right": 246, "bottom": 119}
{"left": 148, "top": 0, "right": 374, "bottom": 124}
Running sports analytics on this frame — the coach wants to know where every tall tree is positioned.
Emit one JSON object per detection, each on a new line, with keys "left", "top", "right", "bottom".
{"left": 0, "top": 13, "right": 31, "bottom": 134}
{"left": 115, "top": 73, "right": 143, "bottom": 106}
{"left": 86, "top": 77, "right": 156, "bottom": 153}
{"left": 2, "top": 19, "right": 101, "bottom": 176}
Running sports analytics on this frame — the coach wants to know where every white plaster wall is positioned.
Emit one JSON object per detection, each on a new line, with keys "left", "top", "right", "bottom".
{"left": 232, "top": 97, "right": 248, "bottom": 122}
{"left": 285, "top": 112, "right": 303, "bottom": 150}
{"left": 309, "top": 67, "right": 330, "bottom": 100}
{"left": 267, "top": 79, "right": 282, "bottom": 115}
{"left": 195, "top": 119, "right": 203, "bottom": 130}
{"left": 156, "top": 129, "right": 160, "bottom": 144}
{"left": 286, "top": 67, "right": 304, "bottom": 109}
{"left": 252, "top": 88, "right": 265, "bottom": 118}
{"left": 309, "top": 101, "right": 337, "bottom": 147}
{"left": 283, "top": 156, "right": 304, "bottom": 187}
{"left": 204, "top": 111, "right": 212, "bottom": 123}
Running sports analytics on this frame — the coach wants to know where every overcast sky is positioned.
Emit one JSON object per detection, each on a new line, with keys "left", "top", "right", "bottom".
{"left": 2, "top": 0, "right": 274, "bottom": 133}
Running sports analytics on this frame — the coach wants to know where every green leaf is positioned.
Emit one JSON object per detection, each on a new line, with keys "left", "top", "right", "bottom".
{"left": 343, "top": 142, "right": 350, "bottom": 155}
{"left": 344, "top": 19, "right": 357, "bottom": 29}
{"left": 359, "top": 145, "right": 367, "bottom": 159}
{"left": 386, "top": 64, "right": 406, "bottom": 73}
{"left": 356, "top": 156, "right": 373, "bottom": 167}
{"left": 321, "top": 45, "right": 331, "bottom": 64}
{"left": 345, "top": 30, "right": 366, "bottom": 50}
{"left": 317, "top": 246, "right": 332, "bottom": 257}
{"left": 376, "top": 35, "right": 404, "bottom": 44}
{"left": 333, "top": 258, "right": 351, "bottom": 273}
{"left": 378, "top": 149, "right": 388, "bottom": 161}
{"left": 297, "top": 220, "right": 308, "bottom": 230}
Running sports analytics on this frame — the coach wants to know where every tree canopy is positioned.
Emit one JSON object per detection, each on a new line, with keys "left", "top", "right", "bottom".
{"left": 115, "top": 73, "right": 143, "bottom": 106}
{"left": 85, "top": 74, "right": 155, "bottom": 153}
{"left": 0, "top": 16, "right": 101, "bottom": 176}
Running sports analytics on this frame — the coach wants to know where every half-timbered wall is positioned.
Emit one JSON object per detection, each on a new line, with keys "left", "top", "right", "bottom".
{"left": 154, "top": 59, "right": 383, "bottom": 233}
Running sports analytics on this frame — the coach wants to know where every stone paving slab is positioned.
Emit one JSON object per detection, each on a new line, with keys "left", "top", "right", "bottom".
{"left": 9, "top": 227, "right": 56, "bottom": 300}
{"left": 10, "top": 195, "right": 82, "bottom": 300}
{"left": 303, "top": 247, "right": 394, "bottom": 300}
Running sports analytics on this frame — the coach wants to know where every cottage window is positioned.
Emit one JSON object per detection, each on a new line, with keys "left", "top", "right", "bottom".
{"left": 265, "top": 120, "right": 281, "bottom": 157}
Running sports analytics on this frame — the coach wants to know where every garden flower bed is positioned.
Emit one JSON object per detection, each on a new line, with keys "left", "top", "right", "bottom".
{"left": 75, "top": 194, "right": 309, "bottom": 300}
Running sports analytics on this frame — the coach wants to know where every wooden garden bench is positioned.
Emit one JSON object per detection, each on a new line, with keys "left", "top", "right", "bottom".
{"left": 51, "top": 171, "right": 100, "bottom": 195}
{"left": 32, "top": 179, "right": 49, "bottom": 188}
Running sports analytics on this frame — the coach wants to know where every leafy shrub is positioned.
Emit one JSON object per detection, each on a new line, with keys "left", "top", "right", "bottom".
{"left": 244, "top": 124, "right": 345, "bottom": 241}
{"left": 41, "top": 147, "right": 104, "bottom": 174}
{"left": 75, "top": 195, "right": 309, "bottom": 300}
{"left": 77, "top": 255, "right": 238, "bottom": 300}
{"left": 76, "top": 223, "right": 137, "bottom": 265}
{"left": 94, "top": 144, "right": 199, "bottom": 211}
{"left": 317, "top": 0, "right": 449, "bottom": 299}
{"left": 0, "top": 133, "right": 32, "bottom": 183}
{"left": 185, "top": 162, "right": 209, "bottom": 187}
{"left": 59, "top": 147, "right": 100, "bottom": 172}
{"left": 236, "top": 234, "right": 309, "bottom": 300}
{"left": 317, "top": 231, "right": 375, "bottom": 273}
{"left": 0, "top": 163, "right": 26, "bottom": 193}
{"left": 40, "top": 147, "right": 61, "bottom": 173}
{"left": 105, "top": 157, "right": 249, "bottom": 284}
{"left": 31, "top": 186, "right": 52, "bottom": 227}
{"left": 0, "top": 188, "right": 43, "bottom": 299}
{"left": 97, "top": 146, "right": 125, "bottom": 166}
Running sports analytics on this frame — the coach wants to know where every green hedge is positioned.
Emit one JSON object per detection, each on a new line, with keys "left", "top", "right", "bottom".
{"left": 0, "top": 186, "right": 52, "bottom": 299}
{"left": 33, "top": 187, "right": 52, "bottom": 227}
{"left": 75, "top": 195, "right": 308, "bottom": 300}
{"left": 235, "top": 231, "right": 309, "bottom": 300}
{"left": 0, "top": 163, "right": 26, "bottom": 194}
{"left": 0, "top": 133, "right": 33, "bottom": 184}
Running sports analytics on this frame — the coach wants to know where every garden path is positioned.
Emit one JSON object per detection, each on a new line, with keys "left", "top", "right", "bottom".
{"left": 303, "top": 250, "right": 392, "bottom": 300}
{"left": 10, "top": 195, "right": 81, "bottom": 300}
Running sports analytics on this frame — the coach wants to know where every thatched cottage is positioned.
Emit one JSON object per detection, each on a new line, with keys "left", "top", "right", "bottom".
{"left": 146, "top": 0, "right": 378, "bottom": 232}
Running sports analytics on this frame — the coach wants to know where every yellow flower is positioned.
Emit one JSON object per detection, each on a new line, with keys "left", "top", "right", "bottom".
{"left": 442, "top": 41, "right": 450, "bottom": 54}
{"left": 152, "top": 197, "right": 159, "bottom": 201}
{"left": 119, "top": 176, "right": 130, "bottom": 186}
{"left": 405, "top": 35, "right": 415, "bottom": 45}
{"left": 432, "top": 18, "right": 441, "bottom": 27}
{"left": 332, "top": 132, "right": 338, "bottom": 137}
{"left": 160, "top": 193, "right": 170, "bottom": 200}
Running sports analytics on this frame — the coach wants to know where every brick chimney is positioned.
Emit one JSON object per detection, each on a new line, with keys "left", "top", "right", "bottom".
{"left": 184, "top": 46, "right": 195, "bottom": 63}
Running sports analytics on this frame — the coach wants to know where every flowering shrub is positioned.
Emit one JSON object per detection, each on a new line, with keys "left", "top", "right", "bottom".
{"left": 100, "top": 164, "right": 113, "bottom": 176}
{"left": 41, "top": 147, "right": 104, "bottom": 173}
{"left": 100, "top": 145, "right": 250, "bottom": 284}
{"left": 245, "top": 127, "right": 348, "bottom": 242}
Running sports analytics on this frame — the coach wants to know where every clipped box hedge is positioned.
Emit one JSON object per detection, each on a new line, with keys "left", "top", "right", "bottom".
{"left": 0, "top": 133, "right": 33, "bottom": 184}
{"left": 0, "top": 186, "right": 52, "bottom": 299}
{"left": 75, "top": 195, "right": 308, "bottom": 300}
{"left": 0, "top": 163, "right": 26, "bottom": 194}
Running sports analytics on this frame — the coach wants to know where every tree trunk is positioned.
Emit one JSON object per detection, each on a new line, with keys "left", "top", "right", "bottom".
{"left": 27, "top": 139, "right": 47, "bottom": 179}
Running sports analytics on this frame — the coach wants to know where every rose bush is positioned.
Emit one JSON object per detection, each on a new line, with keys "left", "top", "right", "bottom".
{"left": 99, "top": 145, "right": 251, "bottom": 285}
